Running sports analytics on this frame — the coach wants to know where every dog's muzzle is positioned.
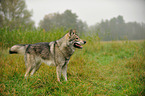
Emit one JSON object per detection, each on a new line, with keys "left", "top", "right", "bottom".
{"left": 74, "top": 41, "right": 86, "bottom": 49}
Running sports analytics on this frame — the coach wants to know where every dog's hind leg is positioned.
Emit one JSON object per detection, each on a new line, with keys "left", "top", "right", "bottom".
{"left": 24, "top": 54, "right": 34, "bottom": 79}
{"left": 24, "top": 66, "right": 32, "bottom": 79}
{"left": 30, "top": 61, "right": 41, "bottom": 76}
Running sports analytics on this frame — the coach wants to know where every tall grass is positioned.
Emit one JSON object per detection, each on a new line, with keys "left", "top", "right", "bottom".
{"left": 0, "top": 27, "right": 66, "bottom": 48}
{"left": 0, "top": 28, "right": 145, "bottom": 95}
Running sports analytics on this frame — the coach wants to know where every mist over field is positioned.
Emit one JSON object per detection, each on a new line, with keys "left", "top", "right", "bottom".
{"left": 0, "top": 0, "right": 145, "bottom": 95}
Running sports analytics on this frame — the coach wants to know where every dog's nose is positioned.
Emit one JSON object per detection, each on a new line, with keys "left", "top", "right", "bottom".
{"left": 84, "top": 41, "right": 86, "bottom": 44}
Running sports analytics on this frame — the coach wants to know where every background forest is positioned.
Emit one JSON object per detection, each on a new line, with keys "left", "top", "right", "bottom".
{"left": 0, "top": 0, "right": 145, "bottom": 41}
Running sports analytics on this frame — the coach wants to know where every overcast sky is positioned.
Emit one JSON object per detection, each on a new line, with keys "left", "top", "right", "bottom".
{"left": 25, "top": 0, "right": 145, "bottom": 27}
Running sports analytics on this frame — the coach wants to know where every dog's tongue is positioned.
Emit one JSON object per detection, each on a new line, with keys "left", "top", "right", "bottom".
{"left": 75, "top": 43, "right": 82, "bottom": 48}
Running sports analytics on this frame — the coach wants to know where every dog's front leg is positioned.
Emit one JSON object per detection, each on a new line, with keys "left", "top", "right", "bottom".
{"left": 62, "top": 64, "right": 67, "bottom": 81}
{"left": 56, "top": 65, "right": 62, "bottom": 82}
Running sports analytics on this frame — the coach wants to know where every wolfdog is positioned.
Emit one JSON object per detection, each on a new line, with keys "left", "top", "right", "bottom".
{"left": 9, "top": 29, "right": 86, "bottom": 82}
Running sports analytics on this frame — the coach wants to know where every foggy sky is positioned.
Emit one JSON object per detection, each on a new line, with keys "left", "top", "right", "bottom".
{"left": 25, "top": 0, "right": 145, "bottom": 26}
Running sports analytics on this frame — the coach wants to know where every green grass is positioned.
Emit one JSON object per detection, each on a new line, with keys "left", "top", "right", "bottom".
{"left": 0, "top": 28, "right": 145, "bottom": 95}
{"left": 0, "top": 27, "right": 66, "bottom": 48}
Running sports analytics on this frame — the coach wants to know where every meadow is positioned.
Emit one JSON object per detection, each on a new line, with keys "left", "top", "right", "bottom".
{"left": 0, "top": 28, "right": 145, "bottom": 95}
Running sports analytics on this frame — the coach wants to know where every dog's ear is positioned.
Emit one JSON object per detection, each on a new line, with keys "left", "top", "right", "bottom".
{"left": 69, "top": 29, "right": 76, "bottom": 36}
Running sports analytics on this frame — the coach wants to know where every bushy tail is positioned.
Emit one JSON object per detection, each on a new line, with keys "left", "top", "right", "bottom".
{"left": 9, "top": 44, "right": 28, "bottom": 54}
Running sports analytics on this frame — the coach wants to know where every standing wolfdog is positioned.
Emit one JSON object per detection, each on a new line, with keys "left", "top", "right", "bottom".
{"left": 9, "top": 29, "right": 86, "bottom": 82}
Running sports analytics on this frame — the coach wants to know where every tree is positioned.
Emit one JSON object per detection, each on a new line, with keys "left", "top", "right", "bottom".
{"left": 61, "top": 10, "right": 78, "bottom": 29}
{"left": 39, "top": 10, "right": 88, "bottom": 35}
{"left": 0, "top": 0, "right": 34, "bottom": 29}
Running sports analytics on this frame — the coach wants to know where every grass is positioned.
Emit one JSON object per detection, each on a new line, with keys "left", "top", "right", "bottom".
{"left": 0, "top": 27, "right": 66, "bottom": 48}
{"left": 0, "top": 28, "right": 145, "bottom": 95}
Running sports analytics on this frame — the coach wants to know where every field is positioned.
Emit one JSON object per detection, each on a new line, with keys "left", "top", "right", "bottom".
{"left": 0, "top": 28, "right": 145, "bottom": 95}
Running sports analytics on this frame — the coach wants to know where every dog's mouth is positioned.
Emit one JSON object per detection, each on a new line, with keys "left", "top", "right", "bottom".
{"left": 74, "top": 43, "right": 82, "bottom": 49}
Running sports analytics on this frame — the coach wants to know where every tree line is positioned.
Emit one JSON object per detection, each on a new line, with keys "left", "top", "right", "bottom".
{"left": 0, "top": 0, "right": 145, "bottom": 40}
{"left": 90, "top": 16, "right": 145, "bottom": 40}
{"left": 39, "top": 11, "right": 145, "bottom": 40}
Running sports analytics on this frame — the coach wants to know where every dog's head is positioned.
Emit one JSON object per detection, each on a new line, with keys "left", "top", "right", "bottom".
{"left": 67, "top": 29, "right": 86, "bottom": 49}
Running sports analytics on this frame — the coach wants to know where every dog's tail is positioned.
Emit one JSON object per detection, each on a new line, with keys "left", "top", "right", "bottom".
{"left": 9, "top": 44, "right": 28, "bottom": 55}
